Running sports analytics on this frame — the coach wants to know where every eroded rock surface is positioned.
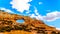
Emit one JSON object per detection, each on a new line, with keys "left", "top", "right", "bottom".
{"left": 0, "top": 10, "right": 60, "bottom": 34}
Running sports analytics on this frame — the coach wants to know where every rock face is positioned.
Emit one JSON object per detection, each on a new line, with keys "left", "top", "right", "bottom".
{"left": 0, "top": 10, "right": 60, "bottom": 34}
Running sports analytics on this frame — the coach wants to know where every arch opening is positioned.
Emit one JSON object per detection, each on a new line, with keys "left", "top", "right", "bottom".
{"left": 16, "top": 19, "right": 25, "bottom": 24}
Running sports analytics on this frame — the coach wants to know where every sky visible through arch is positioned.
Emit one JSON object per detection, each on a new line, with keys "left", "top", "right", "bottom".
{"left": 0, "top": 0, "right": 60, "bottom": 30}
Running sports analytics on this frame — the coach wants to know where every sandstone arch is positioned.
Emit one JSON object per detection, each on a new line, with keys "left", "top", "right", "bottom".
{"left": 0, "top": 10, "right": 60, "bottom": 34}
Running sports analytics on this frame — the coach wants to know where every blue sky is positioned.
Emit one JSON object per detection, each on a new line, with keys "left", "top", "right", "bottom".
{"left": 0, "top": 0, "right": 60, "bottom": 29}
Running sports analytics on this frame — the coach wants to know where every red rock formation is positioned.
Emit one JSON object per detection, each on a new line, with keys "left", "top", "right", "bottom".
{"left": 0, "top": 10, "right": 60, "bottom": 34}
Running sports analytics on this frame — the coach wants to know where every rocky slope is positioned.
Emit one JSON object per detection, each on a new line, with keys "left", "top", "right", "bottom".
{"left": 0, "top": 10, "right": 60, "bottom": 34}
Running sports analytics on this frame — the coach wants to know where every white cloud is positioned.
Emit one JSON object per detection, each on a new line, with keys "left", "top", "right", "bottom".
{"left": 43, "top": 11, "right": 60, "bottom": 22}
{"left": 26, "top": 11, "right": 30, "bottom": 14}
{"left": 30, "top": 8, "right": 60, "bottom": 22}
{"left": 35, "top": 15, "right": 43, "bottom": 20}
{"left": 0, "top": 8, "right": 14, "bottom": 13}
{"left": 30, "top": 14, "right": 36, "bottom": 18}
{"left": 34, "top": 7, "right": 39, "bottom": 15}
{"left": 30, "top": 7, "right": 43, "bottom": 20}
{"left": 34, "top": 8, "right": 43, "bottom": 20}
{"left": 10, "top": 0, "right": 32, "bottom": 13}
{"left": 26, "top": 10, "right": 31, "bottom": 14}
{"left": 29, "top": 9, "right": 60, "bottom": 29}
{"left": 10, "top": 0, "right": 60, "bottom": 22}
{"left": 30, "top": 14, "right": 43, "bottom": 20}
{"left": 56, "top": 28, "right": 60, "bottom": 30}
{"left": 39, "top": 2, "right": 43, "bottom": 5}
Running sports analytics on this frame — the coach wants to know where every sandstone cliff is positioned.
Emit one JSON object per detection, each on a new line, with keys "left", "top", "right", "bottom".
{"left": 0, "top": 10, "right": 60, "bottom": 34}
